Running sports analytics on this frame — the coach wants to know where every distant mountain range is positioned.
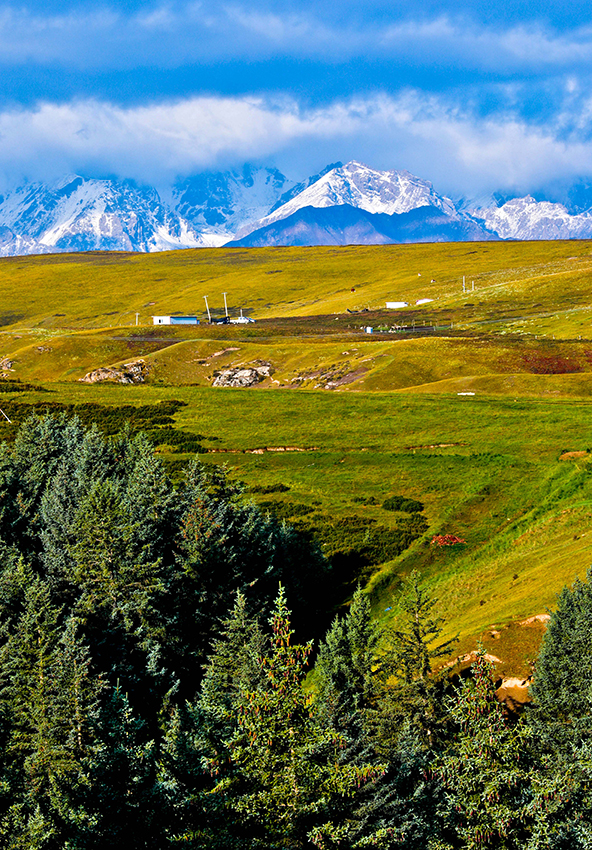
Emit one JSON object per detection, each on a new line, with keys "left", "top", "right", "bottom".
{"left": 2, "top": 161, "right": 592, "bottom": 255}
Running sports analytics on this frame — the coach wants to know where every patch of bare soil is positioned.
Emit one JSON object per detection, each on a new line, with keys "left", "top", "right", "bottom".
{"left": 559, "top": 450, "right": 589, "bottom": 460}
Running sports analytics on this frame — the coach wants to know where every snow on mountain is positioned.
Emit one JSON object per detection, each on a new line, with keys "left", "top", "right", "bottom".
{"left": 234, "top": 161, "right": 457, "bottom": 239}
{"left": 470, "top": 195, "right": 592, "bottom": 240}
{"left": 171, "top": 165, "right": 292, "bottom": 243}
{"left": 266, "top": 162, "right": 343, "bottom": 215}
{"left": 6, "top": 163, "right": 592, "bottom": 257}
{"left": 0, "top": 176, "right": 210, "bottom": 255}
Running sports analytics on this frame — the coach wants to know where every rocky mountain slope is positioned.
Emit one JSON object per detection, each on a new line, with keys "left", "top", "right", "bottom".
{"left": 469, "top": 195, "right": 592, "bottom": 240}
{"left": 171, "top": 165, "right": 292, "bottom": 243}
{"left": 235, "top": 161, "right": 457, "bottom": 240}
{"left": 0, "top": 176, "right": 207, "bottom": 255}
{"left": 2, "top": 161, "right": 592, "bottom": 255}
{"left": 228, "top": 203, "right": 497, "bottom": 247}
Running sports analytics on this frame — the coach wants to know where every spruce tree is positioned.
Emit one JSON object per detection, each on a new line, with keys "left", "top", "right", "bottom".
{"left": 0, "top": 579, "right": 101, "bottom": 848}
{"left": 435, "top": 649, "right": 533, "bottom": 850}
{"left": 526, "top": 569, "right": 592, "bottom": 847}
{"left": 230, "top": 587, "right": 378, "bottom": 850}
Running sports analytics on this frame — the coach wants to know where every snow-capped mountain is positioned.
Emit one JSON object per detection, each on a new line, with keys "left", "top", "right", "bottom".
{"left": 469, "top": 196, "right": 592, "bottom": 240}
{"left": 234, "top": 161, "right": 457, "bottom": 240}
{"left": 171, "top": 165, "right": 292, "bottom": 242}
{"left": 5, "top": 161, "right": 592, "bottom": 256}
{"left": 0, "top": 176, "right": 211, "bottom": 256}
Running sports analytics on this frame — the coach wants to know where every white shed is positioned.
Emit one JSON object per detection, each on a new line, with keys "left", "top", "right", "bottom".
{"left": 153, "top": 316, "right": 200, "bottom": 325}
{"left": 386, "top": 301, "right": 408, "bottom": 309}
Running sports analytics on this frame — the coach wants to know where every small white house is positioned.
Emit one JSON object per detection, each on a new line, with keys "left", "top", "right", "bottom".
{"left": 153, "top": 316, "right": 200, "bottom": 325}
{"left": 386, "top": 301, "right": 408, "bottom": 309}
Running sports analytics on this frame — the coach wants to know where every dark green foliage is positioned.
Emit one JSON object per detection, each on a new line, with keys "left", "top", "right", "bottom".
{"left": 247, "top": 483, "right": 291, "bottom": 494}
{"left": 257, "top": 499, "right": 314, "bottom": 518}
{"left": 0, "top": 413, "right": 337, "bottom": 847}
{"left": 0, "top": 410, "right": 587, "bottom": 849}
{"left": 435, "top": 650, "right": 533, "bottom": 850}
{"left": 0, "top": 398, "right": 209, "bottom": 454}
{"left": 229, "top": 588, "right": 380, "bottom": 850}
{"left": 531, "top": 567, "right": 592, "bottom": 723}
{"left": 0, "top": 380, "right": 48, "bottom": 394}
{"left": 316, "top": 586, "right": 380, "bottom": 730}
{"left": 525, "top": 570, "right": 592, "bottom": 847}
{"left": 381, "top": 495, "right": 424, "bottom": 513}
{"left": 289, "top": 513, "right": 428, "bottom": 589}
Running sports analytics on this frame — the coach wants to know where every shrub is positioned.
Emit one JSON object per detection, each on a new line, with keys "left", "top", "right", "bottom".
{"left": 382, "top": 494, "right": 424, "bottom": 513}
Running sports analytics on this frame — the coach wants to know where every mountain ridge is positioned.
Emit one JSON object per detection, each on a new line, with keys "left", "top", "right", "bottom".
{"left": 2, "top": 161, "right": 592, "bottom": 254}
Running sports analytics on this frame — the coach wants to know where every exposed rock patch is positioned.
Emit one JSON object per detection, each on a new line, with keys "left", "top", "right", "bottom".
{"left": 0, "top": 358, "right": 14, "bottom": 371}
{"left": 496, "top": 676, "right": 532, "bottom": 705}
{"left": 212, "top": 363, "right": 272, "bottom": 387}
{"left": 79, "top": 359, "right": 148, "bottom": 384}
{"left": 291, "top": 361, "right": 366, "bottom": 389}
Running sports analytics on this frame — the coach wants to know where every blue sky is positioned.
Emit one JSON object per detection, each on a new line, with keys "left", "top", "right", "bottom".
{"left": 2, "top": 0, "right": 592, "bottom": 195}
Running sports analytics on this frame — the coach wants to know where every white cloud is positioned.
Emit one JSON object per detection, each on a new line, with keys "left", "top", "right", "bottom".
{"left": 0, "top": 92, "right": 592, "bottom": 195}
{"left": 0, "top": 3, "right": 592, "bottom": 72}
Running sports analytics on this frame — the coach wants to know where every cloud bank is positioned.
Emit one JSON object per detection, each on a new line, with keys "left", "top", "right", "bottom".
{"left": 2, "top": 92, "right": 592, "bottom": 196}
{"left": 0, "top": 3, "right": 592, "bottom": 75}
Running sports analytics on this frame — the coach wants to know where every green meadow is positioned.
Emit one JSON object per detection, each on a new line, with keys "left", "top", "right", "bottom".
{"left": 3, "top": 239, "right": 592, "bottom": 676}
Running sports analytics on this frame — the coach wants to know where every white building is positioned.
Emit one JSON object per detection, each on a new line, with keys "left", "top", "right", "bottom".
{"left": 386, "top": 301, "right": 408, "bottom": 309}
{"left": 153, "top": 316, "right": 200, "bottom": 325}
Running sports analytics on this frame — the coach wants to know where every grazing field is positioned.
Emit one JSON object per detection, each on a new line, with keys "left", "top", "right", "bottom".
{"left": 3, "top": 239, "right": 592, "bottom": 676}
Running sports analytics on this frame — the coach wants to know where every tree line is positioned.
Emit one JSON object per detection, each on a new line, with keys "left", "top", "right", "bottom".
{"left": 0, "top": 414, "right": 588, "bottom": 849}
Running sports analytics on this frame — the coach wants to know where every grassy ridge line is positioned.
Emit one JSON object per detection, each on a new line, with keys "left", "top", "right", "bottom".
{"left": 0, "top": 241, "right": 592, "bottom": 331}
{"left": 7, "top": 327, "right": 592, "bottom": 393}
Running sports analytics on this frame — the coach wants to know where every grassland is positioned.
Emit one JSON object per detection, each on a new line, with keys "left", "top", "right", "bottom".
{"left": 3, "top": 239, "right": 592, "bottom": 677}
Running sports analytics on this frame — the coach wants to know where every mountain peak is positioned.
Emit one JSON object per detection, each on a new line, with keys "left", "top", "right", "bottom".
{"left": 235, "top": 161, "right": 456, "bottom": 239}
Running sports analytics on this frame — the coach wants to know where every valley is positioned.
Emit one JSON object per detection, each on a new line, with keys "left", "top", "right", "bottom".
{"left": 2, "top": 238, "right": 592, "bottom": 680}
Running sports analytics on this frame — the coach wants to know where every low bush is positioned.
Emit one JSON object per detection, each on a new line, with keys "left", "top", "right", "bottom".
{"left": 382, "top": 494, "right": 424, "bottom": 513}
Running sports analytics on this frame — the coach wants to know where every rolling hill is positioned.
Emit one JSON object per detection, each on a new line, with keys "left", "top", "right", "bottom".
{"left": 2, "top": 239, "right": 592, "bottom": 677}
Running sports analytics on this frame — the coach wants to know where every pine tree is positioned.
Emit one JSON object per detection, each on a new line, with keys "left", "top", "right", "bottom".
{"left": 230, "top": 587, "right": 378, "bottom": 850}
{"left": 83, "top": 687, "right": 161, "bottom": 849}
{"left": 0, "top": 579, "right": 101, "bottom": 848}
{"left": 315, "top": 585, "right": 380, "bottom": 733}
{"left": 526, "top": 569, "right": 592, "bottom": 848}
{"left": 376, "top": 571, "right": 457, "bottom": 751}
{"left": 435, "top": 649, "right": 533, "bottom": 850}
{"left": 160, "top": 593, "right": 267, "bottom": 849}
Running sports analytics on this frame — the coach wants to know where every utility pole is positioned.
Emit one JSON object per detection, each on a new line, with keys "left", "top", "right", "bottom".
{"left": 204, "top": 295, "right": 211, "bottom": 323}
{"left": 223, "top": 292, "right": 229, "bottom": 317}
{"left": 135, "top": 313, "right": 139, "bottom": 326}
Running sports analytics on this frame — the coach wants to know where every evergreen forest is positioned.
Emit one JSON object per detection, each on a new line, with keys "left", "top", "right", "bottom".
{"left": 0, "top": 413, "right": 589, "bottom": 850}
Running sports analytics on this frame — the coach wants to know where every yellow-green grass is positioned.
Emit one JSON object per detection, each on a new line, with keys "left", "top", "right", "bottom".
{"left": 1, "top": 240, "right": 592, "bottom": 337}
{"left": 2, "top": 381, "right": 592, "bottom": 675}
{"left": 4, "top": 239, "right": 592, "bottom": 674}
{"left": 6, "top": 324, "right": 592, "bottom": 400}
{"left": 4, "top": 240, "right": 592, "bottom": 399}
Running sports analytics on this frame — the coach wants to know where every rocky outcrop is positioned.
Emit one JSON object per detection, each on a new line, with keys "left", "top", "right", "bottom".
{"left": 79, "top": 360, "right": 148, "bottom": 384}
{"left": 212, "top": 363, "right": 272, "bottom": 387}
